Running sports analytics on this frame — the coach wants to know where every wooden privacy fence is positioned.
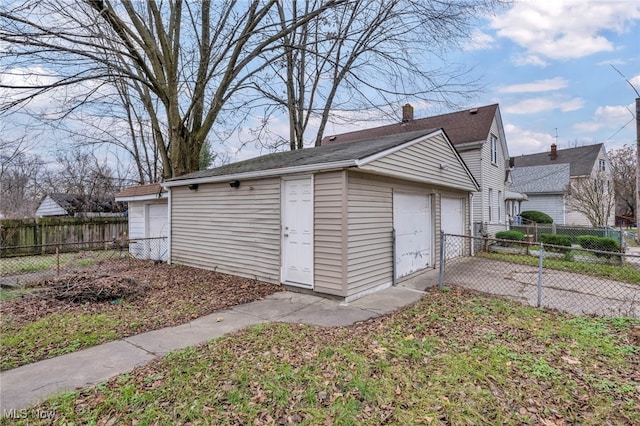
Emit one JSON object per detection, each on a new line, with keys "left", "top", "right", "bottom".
{"left": 0, "top": 217, "right": 128, "bottom": 257}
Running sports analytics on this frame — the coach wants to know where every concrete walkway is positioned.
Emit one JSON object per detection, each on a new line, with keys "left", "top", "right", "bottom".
{"left": 0, "top": 283, "right": 429, "bottom": 412}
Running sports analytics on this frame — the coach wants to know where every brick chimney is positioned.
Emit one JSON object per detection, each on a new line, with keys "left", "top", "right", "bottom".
{"left": 550, "top": 143, "right": 557, "bottom": 160}
{"left": 402, "top": 103, "right": 414, "bottom": 123}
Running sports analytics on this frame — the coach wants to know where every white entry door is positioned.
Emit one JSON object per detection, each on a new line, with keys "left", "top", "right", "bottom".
{"left": 393, "top": 192, "right": 432, "bottom": 279}
{"left": 441, "top": 197, "right": 464, "bottom": 259}
{"left": 282, "top": 178, "right": 313, "bottom": 288}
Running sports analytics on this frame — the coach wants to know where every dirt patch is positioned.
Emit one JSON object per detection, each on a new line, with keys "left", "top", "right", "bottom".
{"left": 1, "top": 258, "right": 282, "bottom": 333}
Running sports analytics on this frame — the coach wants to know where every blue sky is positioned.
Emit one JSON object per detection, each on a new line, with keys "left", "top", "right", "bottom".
{"left": 236, "top": 0, "right": 640, "bottom": 162}
{"left": 431, "top": 0, "right": 640, "bottom": 157}
{"left": 3, "top": 0, "right": 639, "bottom": 170}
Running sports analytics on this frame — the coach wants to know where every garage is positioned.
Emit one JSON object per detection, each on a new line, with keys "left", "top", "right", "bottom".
{"left": 114, "top": 183, "right": 168, "bottom": 261}
{"left": 393, "top": 191, "right": 432, "bottom": 279}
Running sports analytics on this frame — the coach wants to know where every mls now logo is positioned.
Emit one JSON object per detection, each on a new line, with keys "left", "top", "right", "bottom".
{"left": 2, "top": 408, "right": 56, "bottom": 419}
{"left": 2, "top": 408, "right": 28, "bottom": 419}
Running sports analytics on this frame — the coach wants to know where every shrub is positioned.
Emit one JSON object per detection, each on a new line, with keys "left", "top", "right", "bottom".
{"left": 577, "top": 235, "right": 620, "bottom": 256}
{"left": 520, "top": 210, "right": 553, "bottom": 224}
{"left": 540, "top": 234, "right": 572, "bottom": 253}
{"left": 539, "top": 234, "right": 572, "bottom": 247}
{"left": 495, "top": 230, "right": 525, "bottom": 241}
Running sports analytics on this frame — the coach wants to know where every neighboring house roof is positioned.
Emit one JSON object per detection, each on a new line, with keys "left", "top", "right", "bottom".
{"left": 115, "top": 183, "right": 167, "bottom": 202}
{"left": 511, "top": 144, "right": 603, "bottom": 177}
{"left": 39, "top": 193, "right": 124, "bottom": 216}
{"left": 166, "top": 128, "right": 479, "bottom": 191}
{"left": 321, "top": 103, "right": 499, "bottom": 147}
{"left": 510, "top": 164, "right": 571, "bottom": 194}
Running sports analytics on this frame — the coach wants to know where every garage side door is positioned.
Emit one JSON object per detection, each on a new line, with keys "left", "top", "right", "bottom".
{"left": 393, "top": 192, "right": 432, "bottom": 279}
{"left": 441, "top": 197, "right": 464, "bottom": 259}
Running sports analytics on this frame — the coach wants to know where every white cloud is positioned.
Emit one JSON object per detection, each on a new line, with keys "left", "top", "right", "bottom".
{"left": 504, "top": 123, "right": 555, "bottom": 156}
{"left": 498, "top": 78, "right": 568, "bottom": 93}
{"left": 573, "top": 103, "right": 635, "bottom": 134}
{"left": 504, "top": 96, "right": 584, "bottom": 114}
{"left": 512, "top": 54, "right": 548, "bottom": 67}
{"left": 463, "top": 31, "right": 495, "bottom": 51}
{"left": 490, "top": 0, "right": 640, "bottom": 61}
{"left": 630, "top": 74, "right": 640, "bottom": 92}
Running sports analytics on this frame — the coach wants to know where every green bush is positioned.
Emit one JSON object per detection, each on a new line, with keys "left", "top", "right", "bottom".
{"left": 495, "top": 230, "right": 525, "bottom": 241}
{"left": 540, "top": 233, "right": 572, "bottom": 247}
{"left": 577, "top": 235, "right": 620, "bottom": 256}
{"left": 539, "top": 234, "right": 571, "bottom": 253}
{"left": 520, "top": 210, "right": 553, "bottom": 224}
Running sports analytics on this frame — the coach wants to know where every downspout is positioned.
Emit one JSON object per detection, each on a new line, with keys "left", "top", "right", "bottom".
{"left": 167, "top": 188, "right": 172, "bottom": 264}
{"left": 469, "top": 193, "right": 475, "bottom": 256}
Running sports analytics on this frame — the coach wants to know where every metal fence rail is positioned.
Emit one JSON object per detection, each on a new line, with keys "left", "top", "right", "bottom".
{"left": 0, "top": 238, "right": 168, "bottom": 287}
{"left": 440, "top": 233, "right": 640, "bottom": 318}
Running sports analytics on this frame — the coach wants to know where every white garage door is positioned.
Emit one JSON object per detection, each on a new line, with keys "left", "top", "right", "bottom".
{"left": 393, "top": 192, "right": 432, "bottom": 279}
{"left": 441, "top": 197, "right": 464, "bottom": 259}
{"left": 146, "top": 202, "right": 168, "bottom": 261}
{"left": 147, "top": 203, "right": 168, "bottom": 238}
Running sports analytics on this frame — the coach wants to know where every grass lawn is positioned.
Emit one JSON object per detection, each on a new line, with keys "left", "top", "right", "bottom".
{"left": 478, "top": 251, "right": 640, "bottom": 284}
{"left": 5, "top": 290, "right": 639, "bottom": 425}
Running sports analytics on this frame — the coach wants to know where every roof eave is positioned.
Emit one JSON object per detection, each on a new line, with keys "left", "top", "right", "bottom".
{"left": 163, "top": 159, "right": 358, "bottom": 188}
{"left": 115, "top": 193, "right": 168, "bottom": 202}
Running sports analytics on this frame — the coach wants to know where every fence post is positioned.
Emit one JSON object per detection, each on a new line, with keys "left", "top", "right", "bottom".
{"left": 56, "top": 245, "right": 60, "bottom": 277}
{"left": 438, "top": 231, "right": 445, "bottom": 290}
{"left": 537, "top": 242, "right": 544, "bottom": 308}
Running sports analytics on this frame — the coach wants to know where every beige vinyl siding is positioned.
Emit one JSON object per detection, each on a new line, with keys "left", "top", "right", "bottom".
{"left": 314, "top": 171, "right": 347, "bottom": 296}
{"left": 360, "top": 134, "right": 477, "bottom": 192}
{"left": 458, "top": 116, "right": 509, "bottom": 235}
{"left": 170, "top": 178, "right": 280, "bottom": 283}
{"left": 459, "top": 149, "right": 483, "bottom": 228}
{"left": 347, "top": 172, "right": 394, "bottom": 295}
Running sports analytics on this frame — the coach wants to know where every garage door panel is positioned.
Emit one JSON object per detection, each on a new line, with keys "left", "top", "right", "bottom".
{"left": 393, "top": 192, "right": 432, "bottom": 278}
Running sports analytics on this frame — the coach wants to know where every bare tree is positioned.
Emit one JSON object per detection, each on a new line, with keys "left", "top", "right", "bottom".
{"left": 569, "top": 172, "right": 615, "bottom": 227}
{"left": 253, "top": 0, "right": 503, "bottom": 150}
{"left": 41, "top": 150, "right": 123, "bottom": 201}
{"left": 0, "top": 140, "right": 45, "bottom": 218}
{"left": 609, "top": 145, "right": 637, "bottom": 223}
{"left": 0, "top": 0, "right": 342, "bottom": 178}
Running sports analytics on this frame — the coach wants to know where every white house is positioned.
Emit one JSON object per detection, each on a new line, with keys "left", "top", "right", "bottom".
{"left": 322, "top": 103, "right": 515, "bottom": 237}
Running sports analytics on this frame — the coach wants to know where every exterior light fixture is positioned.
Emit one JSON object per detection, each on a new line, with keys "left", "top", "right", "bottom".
{"left": 229, "top": 180, "right": 240, "bottom": 188}
{"left": 188, "top": 183, "right": 199, "bottom": 191}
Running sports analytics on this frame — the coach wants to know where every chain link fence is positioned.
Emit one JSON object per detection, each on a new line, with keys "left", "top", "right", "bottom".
{"left": 439, "top": 233, "right": 640, "bottom": 318}
{"left": 0, "top": 237, "right": 168, "bottom": 287}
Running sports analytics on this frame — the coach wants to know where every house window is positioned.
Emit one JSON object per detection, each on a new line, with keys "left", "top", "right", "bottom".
{"left": 488, "top": 188, "right": 493, "bottom": 222}
{"left": 498, "top": 190, "right": 503, "bottom": 222}
{"left": 598, "top": 159, "right": 606, "bottom": 171}
{"left": 490, "top": 134, "right": 498, "bottom": 164}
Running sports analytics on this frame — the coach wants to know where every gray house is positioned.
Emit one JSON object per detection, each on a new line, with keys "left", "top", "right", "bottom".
{"left": 322, "top": 103, "right": 513, "bottom": 236}
{"left": 510, "top": 164, "right": 571, "bottom": 224}
{"left": 512, "top": 143, "right": 614, "bottom": 226}
{"left": 164, "top": 129, "right": 478, "bottom": 300}
{"left": 36, "top": 193, "right": 124, "bottom": 218}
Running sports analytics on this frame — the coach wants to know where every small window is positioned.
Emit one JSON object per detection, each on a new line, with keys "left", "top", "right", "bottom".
{"left": 490, "top": 135, "right": 498, "bottom": 164}
{"left": 598, "top": 159, "right": 606, "bottom": 171}
{"left": 488, "top": 188, "right": 493, "bottom": 222}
